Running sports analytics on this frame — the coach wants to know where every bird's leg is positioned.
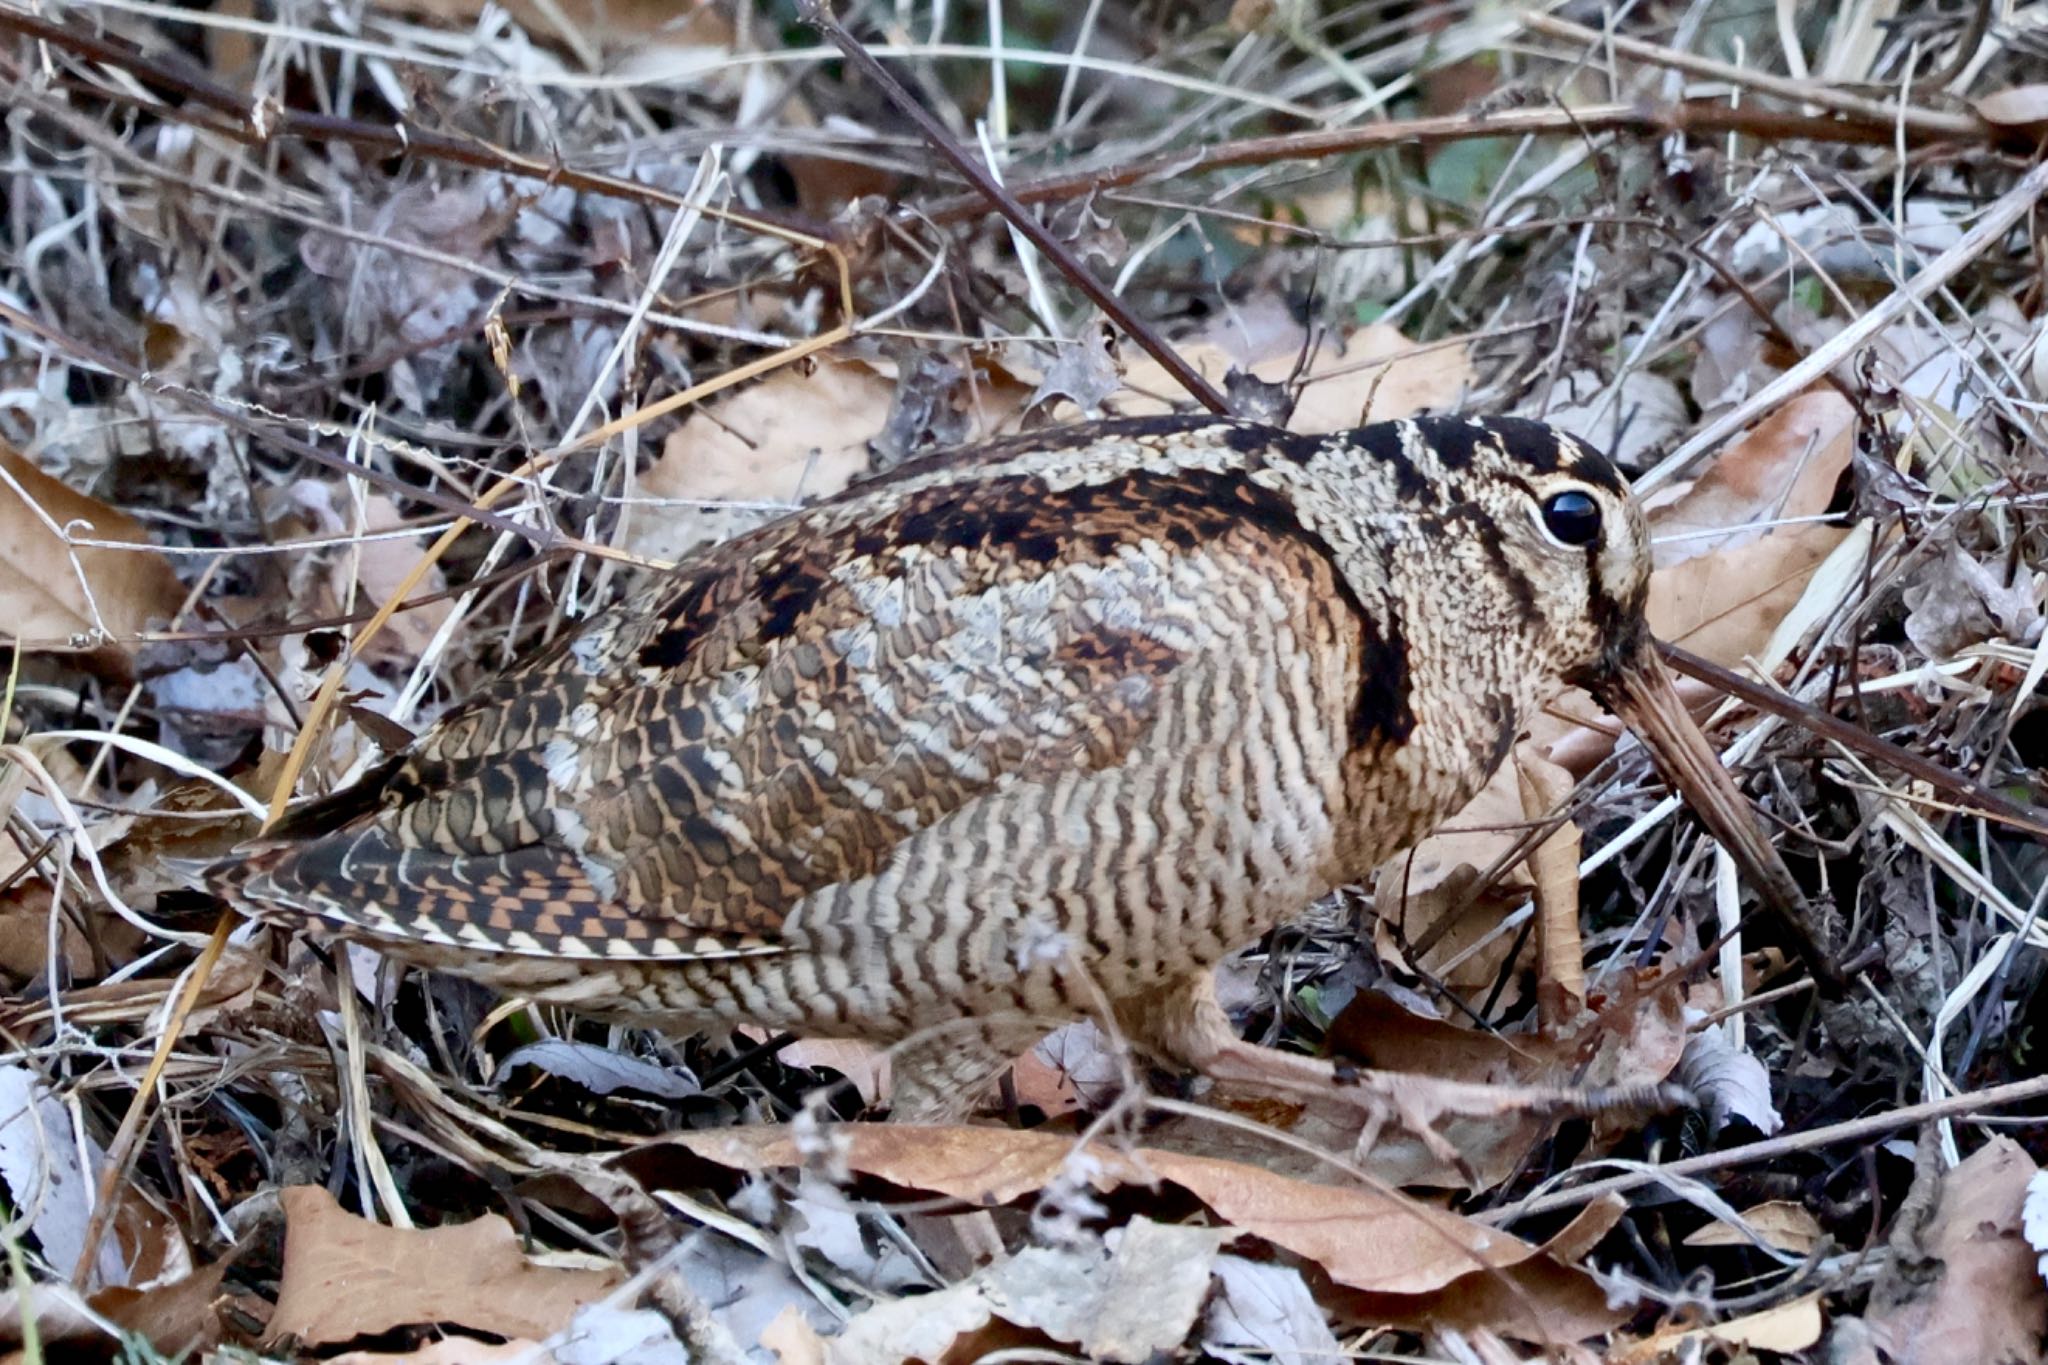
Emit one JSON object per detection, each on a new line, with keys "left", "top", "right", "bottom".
{"left": 881, "top": 1018, "right": 1049, "bottom": 1123}
{"left": 1115, "top": 973, "right": 1684, "bottom": 1171}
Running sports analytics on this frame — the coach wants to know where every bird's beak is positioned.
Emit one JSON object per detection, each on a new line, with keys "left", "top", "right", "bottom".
{"left": 1594, "top": 641, "right": 1835, "bottom": 985}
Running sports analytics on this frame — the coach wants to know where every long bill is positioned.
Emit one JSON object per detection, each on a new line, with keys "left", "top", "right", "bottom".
{"left": 1597, "top": 642, "right": 1842, "bottom": 993}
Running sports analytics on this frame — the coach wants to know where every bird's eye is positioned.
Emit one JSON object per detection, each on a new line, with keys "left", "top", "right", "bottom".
{"left": 1540, "top": 490, "right": 1602, "bottom": 547}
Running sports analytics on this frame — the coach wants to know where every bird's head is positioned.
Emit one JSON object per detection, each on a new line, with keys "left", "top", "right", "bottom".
{"left": 1337, "top": 416, "right": 1816, "bottom": 956}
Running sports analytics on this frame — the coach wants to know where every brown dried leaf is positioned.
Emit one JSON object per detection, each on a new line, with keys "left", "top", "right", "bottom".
{"left": 1708, "top": 1293, "right": 1826, "bottom": 1353}
{"left": 1615, "top": 1291, "right": 1825, "bottom": 1360}
{"left": 1646, "top": 522, "right": 1847, "bottom": 669}
{"left": 1683, "top": 1199, "right": 1822, "bottom": 1254}
{"left": 1648, "top": 391, "right": 1854, "bottom": 567}
{"left": 340, "top": 494, "right": 452, "bottom": 661}
{"left": 1903, "top": 547, "right": 2046, "bottom": 657}
{"left": 267, "top": 1186, "right": 620, "bottom": 1347}
{"left": 1859, "top": 1137, "right": 2048, "bottom": 1364}
{"left": 1369, "top": 737, "right": 1584, "bottom": 1012}
{"left": 1516, "top": 744, "right": 1584, "bottom": 1013}
{"left": 0, "top": 882, "right": 94, "bottom": 981}
{"left": 1104, "top": 324, "right": 1471, "bottom": 429}
{"left": 1320, "top": 1197, "right": 1629, "bottom": 1344}
{"left": 760, "top": 1304, "right": 831, "bottom": 1365}
{"left": 0, "top": 444, "right": 185, "bottom": 660}
{"left": 90, "top": 1257, "right": 232, "bottom": 1360}
{"left": 657, "top": 1124, "right": 1594, "bottom": 1300}
{"left": 775, "top": 1036, "right": 890, "bottom": 1107}
{"left": 626, "top": 360, "right": 890, "bottom": 565}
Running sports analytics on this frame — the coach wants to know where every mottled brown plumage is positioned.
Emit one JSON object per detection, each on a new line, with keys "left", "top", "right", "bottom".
{"left": 212, "top": 413, "right": 1805, "bottom": 1125}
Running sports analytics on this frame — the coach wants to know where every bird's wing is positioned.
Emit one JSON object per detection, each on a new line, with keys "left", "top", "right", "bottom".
{"left": 215, "top": 425, "right": 1369, "bottom": 961}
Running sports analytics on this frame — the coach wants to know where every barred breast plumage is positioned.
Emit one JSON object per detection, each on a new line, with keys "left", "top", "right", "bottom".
{"left": 212, "top": 412, "right": 1805, "bottom": 1124}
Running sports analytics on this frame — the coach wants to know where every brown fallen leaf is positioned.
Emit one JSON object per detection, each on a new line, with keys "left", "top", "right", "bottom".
{"left": 1371, "top": 744, "right": 1548, "bottom": 1010}
{"left": 1853, "top": 1137, "right": 2048, "bottom": 1364}
{"left": 1105, "top": 323, "right": 1472, "bottom": 430}
{"left": 1640, "top": 390, "right": 1857, "bottom": 668}
{"left": 302, "top": 489, "right": 451, "bottom": 661}
{"left": 1319, "top": 1239, "right": 1627, "bottom": 1347}
{"left": 90, "top": 1257, "right": 233, "bottom": 1360}
{"left": 1707, "top": 1293, "right": 1827, "bottom": 1353}
{"left": 267, "top": 1186, "right": 620, "bottom": 1348}
{"left": 1649, "top": 391, "right": 1855, "bottom": 567}
{"left": 0, "top": 443, "right": 186, "bottom": 663}
{"left": 1682, "top": 1198, "right": 1823, "bottom": 1254}
{"left": 1616, "top": 1290, "right": 1826, "bottom": 1360}
{"left": 1646, "top": 522, "right": 1848, "bottom": 668}
{"left": 775, "top": 1036, "right": 890, "bottom": 1107}
{"left": 760, "top": 1304, "right": 831, "bottom": 1365}
{"left": 643, "top": 1124, "right": 1612, "bottom": 1313}
{"left": 626, "top": 359, "right": 892, "bottom": 565}
{"left": 1517, "top": 744, "right": 1585, "bottom": 1018}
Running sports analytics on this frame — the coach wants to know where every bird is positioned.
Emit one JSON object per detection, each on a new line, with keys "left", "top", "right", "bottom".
{"left": 210, "top": 413, "right": 1813, "bottom": 1135}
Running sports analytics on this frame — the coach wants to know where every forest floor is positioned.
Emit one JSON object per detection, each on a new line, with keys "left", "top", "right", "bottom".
{"left": 2, "top": 1, "right": 2047, "bottom": 1361}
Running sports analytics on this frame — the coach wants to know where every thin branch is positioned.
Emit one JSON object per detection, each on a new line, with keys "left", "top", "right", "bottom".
{"left": 797, "top": 0, "right": 1231, "bottom": 416}
{"left": 1660, "top": 642, "right": 2048, "bottom": 840}
{"left": 1481, "top": 1072, "right": 2048, "bottom": 1224}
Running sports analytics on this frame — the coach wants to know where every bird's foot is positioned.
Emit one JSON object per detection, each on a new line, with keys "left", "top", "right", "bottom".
{"left": 1115, "top": 973, "right": 1684, "bottom": 1179}
{"left": 1191, "top": 1034, "right": 1688, "bottom": 1179}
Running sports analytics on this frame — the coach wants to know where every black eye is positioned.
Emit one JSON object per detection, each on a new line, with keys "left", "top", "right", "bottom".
{"left": 1540, "top": 490, "right": 1602, "bottom": 547}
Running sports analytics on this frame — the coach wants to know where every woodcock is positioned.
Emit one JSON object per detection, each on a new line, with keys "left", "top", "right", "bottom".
{"left": 212, "top": 414, "right": 1811, "bottom": 1126}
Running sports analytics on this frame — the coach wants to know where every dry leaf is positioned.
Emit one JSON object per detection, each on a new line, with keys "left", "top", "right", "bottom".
{"left": 1641, "top": 394, "right": 1855, "bottom": 664}
{"left": 626, "top": 360, "right": 889, "bottom": 565}
{"left": 1542, "top": 368, "right": 1689, "bottom": 469}
{"left": 0, "top": 1062, "right": 128, "bottom": 1288}
{"left": 1677, "top": 1016, "right": 1784, "bottom": 1137}
{"left": 1860, "top": 1137, "right": 2048, "bottom": 1364}
{"left": 819, "top": 1218, "right": 1230, "bottom": 1364}
{"left": 760, "top": 1305, "right": 831, "bottom": 1365}
{"left": 1203, "top": 1254, "right": 1344, "bottom": 1363}
{"left": 1319, "top": 1197, "right": 1630, "bottom": 1344}
{"left": 1019, "top": 1019, "right": 1130, "bottom": 1116}
{"left": 90, "top": 1258, "right": 233, "bottom": 1360}
{"left": 1683, "top": 1200, "right": 1822, "bottom": 1254}
{"left": 1649, "top": 392, "right": 1855, "bottom": 567}
{"left": 1647, "top": 522, "right": 1847, "bottom": 668}
{"left": 268, "top": 1185, "right": 620, "bottom": 1347}
{"left": 1904, "top": 547, "right": 2046, "bottom": 657}
{"left": 1707, "top": 1293, "right": 1826, "bottom": 1352}
{"left": 651, "top": 1124, "right": 1605, "bottom": 1306}
{"left": 1104, "top": 323, "right": 1471, "bottom": 429}
{"left": 774, "top": 1037, "right": 890, "bottom": 1107}
{"left": 1516, "top": 744, "right": 1584, "bottom": 1013}
{"left": 1617, "top": 1291, "right": 1825, "bottom": 1360}
{"left": 342, "top": 493, "right": 451, "bottom": 659}
{"left": 0, "top": 443, "right": 185, "bottom": 661}
{"left": 1975, "top": 85, "right": 2048, "bottom": 131}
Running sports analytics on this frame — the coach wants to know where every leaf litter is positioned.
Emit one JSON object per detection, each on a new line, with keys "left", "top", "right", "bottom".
{"left": 1, "top": 2, "right": 2047, "bottom": 1362}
